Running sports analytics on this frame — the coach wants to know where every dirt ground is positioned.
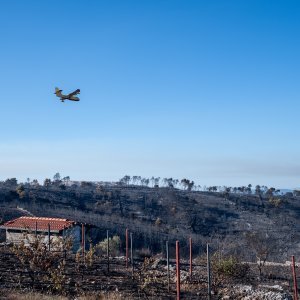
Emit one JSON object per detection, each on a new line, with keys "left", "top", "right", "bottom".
{"left": 0, "top": 245, "right": 296, "bottom": 299}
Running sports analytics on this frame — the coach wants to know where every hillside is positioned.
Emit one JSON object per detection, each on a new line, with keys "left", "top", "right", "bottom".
{"left": 0, "top": 180, "right": 300, "bottom": 261}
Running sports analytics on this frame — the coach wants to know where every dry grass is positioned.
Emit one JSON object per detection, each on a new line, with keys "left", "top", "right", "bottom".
{"left": 1, "top": 291, "right": 124, "bottom": 300}
{"left": 78, "top": 292, "right": 123, "bottom": 300}
{"left": 2, "top": 292, "right": 67, "bottom": 300}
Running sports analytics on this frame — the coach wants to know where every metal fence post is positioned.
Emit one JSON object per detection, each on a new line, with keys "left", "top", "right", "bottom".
{"left": 189, "top": 237, "right": 192, "bottom": 280}
{"left": 176, "top": 240, "right": 180, "bottom": 300}
{"left": 166, "top": 240, "right": 170, "bottom": 292}
{"left": 292, "top": 255, "right": 298, "bottom": 300}
{"left": 107, "top": 229, "right": 110, "bottom": 273}
{"left": 126, "top": 228, "right": 129, "bottom": 269}
{"left": 130, "top": 232, "right": 134, "bottom": 277}
{"left": 207, "top": 243, "right": 211, "bottom": 300}
{"left": 82, "top": 223, "right": 85, "bottom": 263}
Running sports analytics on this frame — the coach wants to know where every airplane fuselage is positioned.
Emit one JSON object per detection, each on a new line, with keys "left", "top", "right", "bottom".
{"left": 60, "top": 95, "right": 80, "bottom": 102}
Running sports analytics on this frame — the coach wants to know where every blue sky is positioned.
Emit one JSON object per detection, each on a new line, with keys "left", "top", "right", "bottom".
{"left": 0, "top": 1, "right": 299, "bottom": 188}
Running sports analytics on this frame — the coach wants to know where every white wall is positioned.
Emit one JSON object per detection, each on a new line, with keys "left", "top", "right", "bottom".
{"left": 6, "top": 225, "right": 81, "bottom": 252}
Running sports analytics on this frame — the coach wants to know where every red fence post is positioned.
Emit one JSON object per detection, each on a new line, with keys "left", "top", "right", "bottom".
{"left": 189, "top": 237, "right": 192, "bottom": 280}
{"left": 126, "top": 228, "right": 129, "bottom": 269}
{"left": 292, "top": 255, "right": 298, "bottom": 300}
{"left": 176, "top": 240, "right": 180, "bottom": 300}
{"left": 63, "top": 225, "right": 66, "bottom": 259}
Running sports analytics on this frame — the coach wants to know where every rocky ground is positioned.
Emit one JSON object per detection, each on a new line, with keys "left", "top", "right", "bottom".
{"left": 218, "top": 284, "right": 293, "bottom": 300}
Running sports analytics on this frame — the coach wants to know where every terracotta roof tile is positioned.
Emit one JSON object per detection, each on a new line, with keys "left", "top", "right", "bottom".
{"left": 1, "top": 216, "right": 75, "bottom": 232}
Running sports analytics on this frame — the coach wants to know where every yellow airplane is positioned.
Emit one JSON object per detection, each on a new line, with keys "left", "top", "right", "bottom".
{"left": 54, "top": 87, "right": 80, "bottom": 102}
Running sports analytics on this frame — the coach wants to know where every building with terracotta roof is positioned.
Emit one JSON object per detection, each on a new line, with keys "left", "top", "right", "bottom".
{"left": 0, "top": 216, "right": 81, "bottom": 251}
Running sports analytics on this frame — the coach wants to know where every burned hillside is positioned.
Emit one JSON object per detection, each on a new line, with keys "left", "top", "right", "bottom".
{"left": 0, "top": 179, "right": 299, "bottom": 261}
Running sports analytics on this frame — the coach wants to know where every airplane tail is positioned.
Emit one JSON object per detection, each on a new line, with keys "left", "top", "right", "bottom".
{"left": 54, "top": 87, "right": 62, "bottom": 95}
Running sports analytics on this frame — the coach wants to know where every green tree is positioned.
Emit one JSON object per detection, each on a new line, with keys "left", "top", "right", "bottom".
{"left": 266, "top": 187, "right": 276, "bottom": 197}
{"left": 247, "top": 184, "right": 252, "bottom": 194}
{"left": 255, "top": 185, "right": 261, "bottom": 195}
{"left": 132, "top": 176, "right": 139, "bottom": 185}
{"left": 16, "top": 185, "right": 26, "bottom": 199}
{"left": 187, "top": 180, "right": 194, "bottom": 191}
{"left": 97, "top": 235, "right": 121, "bottom": 256}
{"left": 44, "top": 178, "right": 52, "bottom": 189}
{"left": 62, "top": 176, "right": 70, "bottom": 185}
{"left": 32, "top": 179, "right": 39, "bottom": 187}
{"left": 5, "top": 178, "right": 18, "bottom": 187}
{"left": 120, "top": 175, "right": 130, "bottom": 185}
{"left": 53, "top": 172, "right": 61, "bottom": 182}
{"left": 150, "top": 176, "right": 155, "bottom": 187}
{"left": 181, "top": 178, "right": 188, "bottom": 190}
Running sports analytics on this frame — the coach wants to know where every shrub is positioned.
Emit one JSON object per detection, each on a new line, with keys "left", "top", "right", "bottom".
{"left": 85, "top": 243, "right": 97, "bottom": 267}
{"left": 268, "top": 197, "right": 282, "bottom": 207}
{"left": 12, "top": 233, "right": 73, "bottom": 294}
{"left": 136, "top": 247, "right": 152, "bottom": 259}
{"left": 96, "top": 235, "right": 121, "bottom": 256}
{"left": 213, "top": 256, "right": 249, "bottom": 279}
{"left": 16, "top": 185, "right": 26, "bottom": 199}
{"left": 155, "top": 217, "right": 162, "bottom": 226}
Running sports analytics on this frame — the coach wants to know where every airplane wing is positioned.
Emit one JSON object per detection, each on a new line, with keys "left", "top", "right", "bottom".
{"left": 68, "top": 89, "right": 80, "bottom": 97}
